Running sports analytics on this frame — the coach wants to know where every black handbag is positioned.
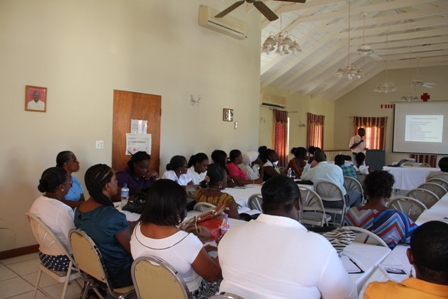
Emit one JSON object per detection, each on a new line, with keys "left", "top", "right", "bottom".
{"left": 122, "top": 186, "right": 150, "bottom": 214}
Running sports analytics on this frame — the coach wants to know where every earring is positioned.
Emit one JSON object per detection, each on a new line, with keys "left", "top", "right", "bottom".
{"left": 218, "top": 184, "right": 222, "bottom": 189}
{"left": 61, "top": 188, "right": 64, "bottom": 192}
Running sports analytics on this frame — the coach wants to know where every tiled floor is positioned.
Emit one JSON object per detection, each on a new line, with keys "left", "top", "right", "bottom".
{"left": 0, "top": 253, "right": 83, "bottom": 299}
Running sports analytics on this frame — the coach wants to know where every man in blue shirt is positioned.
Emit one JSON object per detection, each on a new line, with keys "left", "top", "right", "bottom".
{"left": 335, "top": 155, "right": 357, "bottom": 179}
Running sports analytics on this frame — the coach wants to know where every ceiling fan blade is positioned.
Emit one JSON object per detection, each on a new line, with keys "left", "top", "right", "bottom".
{"left": 369, "top": 52, "right": 384, "bottom": 61}
{"left": 422, "top": 84, "right": 435, "bottom": 88}
{"left": 253, "top": 1, "right": 278, "bottom": 21}
{"left": 274, "top": 0, "right": 307, "bottom": 3}
{"left": 215, "top": 0, "right": 245, "bottom": 18}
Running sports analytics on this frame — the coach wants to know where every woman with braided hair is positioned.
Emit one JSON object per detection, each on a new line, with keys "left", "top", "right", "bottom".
{"left": 74, "top": 164, "right": 134, "bottom": 288}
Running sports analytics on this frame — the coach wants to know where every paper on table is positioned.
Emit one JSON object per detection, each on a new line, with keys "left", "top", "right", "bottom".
{"left": 340, "top": 256, "right": 364, "bottom": 274}
{"left": 238, "top": 207, "right": 261, "bottom": 216}
{"left": 379, "top": 264, "right": 409, "bottom": 282}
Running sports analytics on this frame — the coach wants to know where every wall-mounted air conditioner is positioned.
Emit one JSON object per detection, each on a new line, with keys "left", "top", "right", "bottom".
{"left": 260, "top": 94, "right": 287, "bottom": 109}
{"left": 198, "top": 5, "right": 248, "bottom": 40}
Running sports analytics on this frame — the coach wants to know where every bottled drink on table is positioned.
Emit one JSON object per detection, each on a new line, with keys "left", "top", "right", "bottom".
{"left": 287, "top": 168, "right": 292, "bottom": 178}
{"left": 121, "top": 183, "right": 129, "bottom": 208}
{"left": 221, "top": 213, "right": 230, "bottom": 234}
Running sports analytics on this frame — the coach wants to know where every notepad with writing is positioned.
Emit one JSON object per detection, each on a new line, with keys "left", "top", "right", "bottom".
{"left": 340, "top": 256, "right": 364, "bottom": 274}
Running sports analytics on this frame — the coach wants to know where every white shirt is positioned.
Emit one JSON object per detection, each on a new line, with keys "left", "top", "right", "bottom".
{"left": 187, "top": 166, "right": 207, "bottom": 185}
{"left": 219, "top": 214, "right": 356, "bottom": 299}
{"left": 29, "top": 195, "right": 74, "bottom": 252}
{"left": 161, "top": 170, "right": 192, "bottom": 186}
{"left": 301, "top": 161, "right": 347, "bottom": 195}
{"left": 130, "top": 224, "right": 203, "bottom": 292}
{"left": 355, "top": 163, "right": 369, "bottom": 175}
{"left": 27, "top": 100, "right": 45, "bottom": 111}
{"left": 349, "top": 135, "right": 366, "bottom": 154}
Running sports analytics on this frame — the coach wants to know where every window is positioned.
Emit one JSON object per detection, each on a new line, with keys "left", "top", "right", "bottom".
{"left": 353, "top": 117, "right": 387, "bottom": 150}
{"left": 273, "top": 109, "right": 288, "bottom": 167}
{"left": 307, "top": 113, "right": 324, "bottom": 149}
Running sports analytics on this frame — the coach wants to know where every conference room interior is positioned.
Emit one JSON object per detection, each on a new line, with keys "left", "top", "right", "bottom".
{"left": 0, "top": 0, "right": 447, "bottom": 298}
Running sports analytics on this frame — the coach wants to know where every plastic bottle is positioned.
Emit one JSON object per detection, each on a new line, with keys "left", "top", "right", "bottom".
{"left": 221, "top": 213, "right": 230, "bottom": 234}
{"left": 121, "top": 183, "right": 129, "bottom": 208}
{"left": 287, "top": 168, "right": 292, "bottom": 178}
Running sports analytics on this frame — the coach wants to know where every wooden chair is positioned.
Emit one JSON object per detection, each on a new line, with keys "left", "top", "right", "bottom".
{"left": 299, "top": 187, "right": 331, "bottom": 227}
{"left": 193, "top": 202, "right": 216, "bottom": 212}
{"left": 344, "top": 176, "right": 364, "bottom": 204}
{"left": 315, "top": 180, "right": 347, "bottom": 227}
{"left": 387, "top": 196, "right": 426, "bottom": 222}
{"left": 427, "top": 177, "right": 448, "bottom": 190}
{"left": 406, "top": 188, "right": 439, "bottom": 208}
{"left": 342, "top": 226, "right": 388, "bottom": 247}
{"left": 247, "top": 193, "right": 263, "bottom": 212}
{"left": 69, "top": 228, "right": 135, "bottom": 299}
{"left": 418, "top": 182, "right": 447, "bottom": 199}
{"left": 131, "top": 256, "right": 191, "bottom": 299}
{"left": 25, "top": 212, "right": 82, "bottom": 299}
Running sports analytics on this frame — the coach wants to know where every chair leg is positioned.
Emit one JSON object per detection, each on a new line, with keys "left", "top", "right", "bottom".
{"left": 33, "top": 269, "right": 42, "bottom": 298}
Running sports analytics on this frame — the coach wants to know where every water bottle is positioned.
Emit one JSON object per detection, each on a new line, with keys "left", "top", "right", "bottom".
{"left": 121, "top": 183, "right": 129, "bottom": 208}
{"left": 287, "top": 168, "right": 292, "bottom": 178}
{"left": 221, "top": 213, "right": 230, "bottom": 234}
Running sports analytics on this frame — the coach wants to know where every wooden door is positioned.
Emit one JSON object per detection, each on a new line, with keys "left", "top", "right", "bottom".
{"left": 112, "top": 90, "right": 161, "bottom": 173}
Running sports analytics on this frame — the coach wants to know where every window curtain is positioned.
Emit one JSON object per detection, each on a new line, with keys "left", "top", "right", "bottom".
{"left": 306, "top": 113, "right": 325, "bottom": 149}
{"left": 353, "top": 117, "right": 387, "bottom": 150}
{"left": 273, "top": 109, "right": 288, "bottom": 167}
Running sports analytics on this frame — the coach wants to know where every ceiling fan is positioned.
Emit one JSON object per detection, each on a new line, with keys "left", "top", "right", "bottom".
{"left": 411, "top": 57, "right": 437, "bottom": 88}
{"left": 215, "top": 0, "right": 307, "bottom": 22}
{"left": 356, "top": 13, "right": 383, "bottom": 61}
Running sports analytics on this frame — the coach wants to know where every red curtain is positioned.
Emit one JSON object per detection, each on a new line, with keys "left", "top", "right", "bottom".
{"left": 307, "top": 113, "right": 325, "bottom": 149}
{"left": 353, "top": 117, "right": 387, "bottom": 150}
{"left": 273, "top": 109, "right": 288, "bottom": 167}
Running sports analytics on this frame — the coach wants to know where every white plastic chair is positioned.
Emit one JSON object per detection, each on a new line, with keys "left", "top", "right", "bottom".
{"left": 131, "top": 256, "right": 191, "bottom": 299}
{"left": 209, "top": 293, "right": 245, "bottom": 299}
{"left": 427, "top": 177, "right": 448, "bottom": 190}
{"left": 299, "top": 187, "right": 331, "bottom": 227}
{"left": 342, "top": 226, "right": 388, "bottom": 247}
{"left": 418, "top": 182, "right": 447, "bottom": 199}
{"left": 315, "top": 180, "right": 347, "bottom": 227}
{"left": 406, "top": 188, "right": 439, "bottom": 209}
{"left": 387, "top": 196, "right": 427, "bottom": 222}
{"left": 25, "top": 212, "right": 82, "bottom": 299}
{"left": 193, "top": 202, "right": 216, "bottom": 212}
{"left": 247, "top": 193, "right": 263, "bottom": 212}
{"left": 344, "top": 176, "right": 364, "bottom": 203}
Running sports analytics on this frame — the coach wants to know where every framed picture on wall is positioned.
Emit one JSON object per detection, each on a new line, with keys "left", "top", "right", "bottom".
{"left": 25, "top": 85, "right": 47, "bottom": 112}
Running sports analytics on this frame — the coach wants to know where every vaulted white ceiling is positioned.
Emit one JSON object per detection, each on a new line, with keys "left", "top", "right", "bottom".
{"left": 254, "top": 0, "right": 448, "bottom": 101}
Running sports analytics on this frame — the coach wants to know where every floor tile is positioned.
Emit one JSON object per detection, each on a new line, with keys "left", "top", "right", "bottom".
{"left": 0, "top": 253, "right": 39, "bottom": 266}
{"left": 41, "top": 280, "right": 83, "bottom": 299}
{"left": 0, "top": 277, "right": 34, "bottom": 298}
{"left": 0, "top": 264, "right": 17, "bottom": 281}
{"left": 21, "top": 271, "right": 58, "bottom": 289}
{"left": 4, "top": 290, "right": 48, "bottom": 299}
{"left": 4, "top": 259, "right": 40, "bottom": 276}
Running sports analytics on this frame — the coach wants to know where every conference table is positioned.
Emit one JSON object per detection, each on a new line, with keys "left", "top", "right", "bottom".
{"left": 415, "top": 192, "right": 448, "bottom": 225}
{"left": 383, "top": 166, "right": 439, "bottom": 190}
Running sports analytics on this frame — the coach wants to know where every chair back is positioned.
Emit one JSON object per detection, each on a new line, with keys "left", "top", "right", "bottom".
{"left": 315, "top": 180, "right": 345, "bottom": 203}
{"left": 26, "top": 212, "right": 72, "bottom": 258}
{"left": 193, "top": 202, "right": 216, "bottom": 212}
{"left": 406, "top": 188, "right": 439, "bottom": 208}
{"left": 132, "top": 256, "right": 191, "bottom": 299}
{"left": 185, "top": 185, "right": 200, "bottom": 199}
{"left": 342, "top": 226, "right": 388, "bottom": 247}
{"left": 402, "top": 162, "right": 415, "bottom": 167}
{"left": 247, "top": 194, "right": 263, "bottom": 212}
{"left": 69, "top": 228, "right": 111, "bottom": 286}
{"left": 387, "top": 196, "right": 426, "bottom": 222}
{"left": 209, "top": 293, "right": 245, "bottom": 299}
{"left": 299, "top": 187, "right": 330, "bottom": 227}
{"left": 343, "top": 176, "right": 364, "bottom": 199}
{"left": 427, "top": 177, "right": 448, "bottom": 190}
{"left": 419, "top": 163, "right": 431, "bottom": 167}
{"left": 418, "top": 182, "right": 447, "bottom": 199}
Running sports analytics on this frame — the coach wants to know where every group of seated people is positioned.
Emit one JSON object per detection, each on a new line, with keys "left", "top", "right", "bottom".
{"left": 28, "top": 149, "right": 448, "bottom": 298}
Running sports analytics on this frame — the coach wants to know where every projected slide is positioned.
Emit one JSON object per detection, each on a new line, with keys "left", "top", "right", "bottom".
{"left": 405, "top": 115, "right": 443, "bottom": 142}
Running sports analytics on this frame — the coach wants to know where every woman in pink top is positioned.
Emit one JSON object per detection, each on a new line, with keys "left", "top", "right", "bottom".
{"left": 227, "top": 149, "right": 263, "bottom": 186}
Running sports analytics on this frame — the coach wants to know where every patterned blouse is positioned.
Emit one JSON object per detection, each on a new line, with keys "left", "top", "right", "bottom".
{"left": 195, "top": 188, "right": 236, "bottom": 207}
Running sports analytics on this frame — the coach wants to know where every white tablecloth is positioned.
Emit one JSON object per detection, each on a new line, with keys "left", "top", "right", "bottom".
{"left": 383, "top": 166, "right": 439, "bottom": 190}
{"left": 358, "top": 245, "right": 411, "bottom": 298}
{"left": 342, "top": 242, "right": 391, "bottom": 293}
{"left": 415, "top": 192, "right": 448, "bottom": 225}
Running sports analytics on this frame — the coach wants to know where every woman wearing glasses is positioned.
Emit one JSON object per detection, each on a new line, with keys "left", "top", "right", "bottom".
{"left": 29, "top": 167, "right": 74, "bottom": 271}
{"left": 56, "top": 150, "right": 84, "bottom": 208}
{"left": 162, "top": 155, "right": 193, "bottom": 186}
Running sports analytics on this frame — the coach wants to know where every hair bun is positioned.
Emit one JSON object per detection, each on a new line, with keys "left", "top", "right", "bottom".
{"left": 37, "top": 179, "right": 48, "bottom": 192}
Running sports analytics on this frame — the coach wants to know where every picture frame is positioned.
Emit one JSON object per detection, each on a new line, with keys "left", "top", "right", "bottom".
{"left": 25, "top": 85, "right": 47, "bottom": 112}
{"left": 223, "top": 108, "right": 233, "bottom": 122}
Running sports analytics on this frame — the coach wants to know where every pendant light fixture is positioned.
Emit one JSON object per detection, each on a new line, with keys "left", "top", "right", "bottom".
{"left": 374, "top": 33, "right": 397, "bottom": 93}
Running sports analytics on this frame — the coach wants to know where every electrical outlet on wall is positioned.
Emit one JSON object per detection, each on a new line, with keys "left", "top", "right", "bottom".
{"left": 96, "top": 140, "right": 104, "bottom": 149}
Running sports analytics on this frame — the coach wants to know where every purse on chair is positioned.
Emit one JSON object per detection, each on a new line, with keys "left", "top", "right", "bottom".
{"left": 180, "top": 204, "right": 227, "bottom": 243}
{"left": 122, "top": 186, "right": 150, "bottom": 214}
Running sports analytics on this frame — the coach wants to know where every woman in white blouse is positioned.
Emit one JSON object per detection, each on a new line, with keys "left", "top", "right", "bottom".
{"left": 162, "top": 155, "right": 193, "bottom": 186}
{"left": 187, "top": 153, "right": 209, "bottom": 185}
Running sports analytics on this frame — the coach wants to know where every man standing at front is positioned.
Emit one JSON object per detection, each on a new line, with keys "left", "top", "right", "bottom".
{"left": 349, "top": 128, "right": 366, "bottom": 161}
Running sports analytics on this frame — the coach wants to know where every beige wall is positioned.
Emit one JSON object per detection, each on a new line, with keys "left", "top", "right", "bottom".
{"left": 0, "top": 0, "right": 261, "bottom": 251}
{"left": 259, "top": 86, "right": 335, "bottom": 160}
{"left": 334, "top": 66, "right": 448, "bottom": 165}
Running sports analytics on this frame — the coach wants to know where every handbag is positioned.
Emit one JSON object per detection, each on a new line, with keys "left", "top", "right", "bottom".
{"left": 179, "top": 204, "right": 227, "bottom": 243}
{"left": 122, "top": 186, "right": 150, "bottom": 214}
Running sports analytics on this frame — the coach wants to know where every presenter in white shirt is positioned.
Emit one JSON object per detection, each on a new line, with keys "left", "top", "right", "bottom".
{"left": 349, "top": 128, "right": 367, "bottom": 161}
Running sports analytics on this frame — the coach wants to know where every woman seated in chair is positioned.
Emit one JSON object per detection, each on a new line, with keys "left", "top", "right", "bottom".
{"left": 195, "top": 165, "right": 240, "bottom": 219}
{"left": 187, "top": 152, "right": 209, "bottom": 185}
{"left": 288, "top": 147, "right": 307, "bottom": 178}
{"left": 261, "top": 149, "right": 283, "bottom": 181}
{"left": 353, "top": 152, "right": 371, "bottom": 175}
{"left": 343, "top": 171, "right": 418, "bottom": 249}
{"left": 74, "top": 164, "right": 134, "bottom": 288}
{"left": 115, "top": 151, "right": 158, "bottom": 201}
{"left": 227, "top": 149, "right": 263, "bottom": 186}
{"left": 426, "top": 157, "right": 448, "bottom": 181}
{"left": 162, "top": 155, "right": 193, "bottom": 186}
{"left": 210, "top": 149, "right": 236, "bottom": 187}
{"left": 130, "top": 179, "right": 221, "bottom": 299}
{"left": 29, "top": 167, "right": 75, "bottom": 271}
{"left": 240, "top": 151, "right": 264, "bottom": 181}
{"left": 56, "top": 150, "right": 85, "bottom": 208}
